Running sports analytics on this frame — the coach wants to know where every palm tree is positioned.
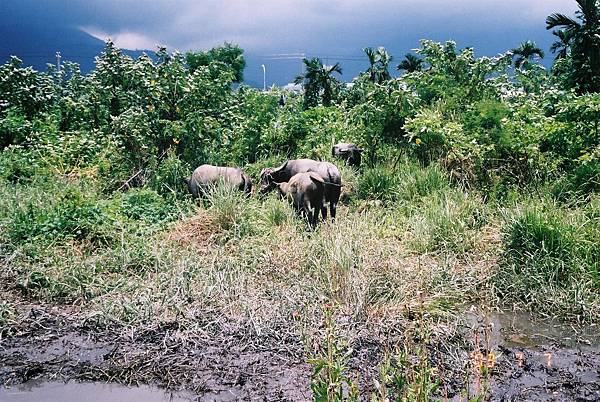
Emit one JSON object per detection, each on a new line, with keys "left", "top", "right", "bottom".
{"left": 294, "top": 57, "right": 342, "bottom": 108}
{"left": 363, "top": 47, "right": 378, "bottom": 82}
{"left": 547, "top": 0, "right": 600, "bottom": 92}
{"left": 376, "top": 47, "right": 393, "bottom": 81}
{"left": 396, "top": 53, "right": 424, "bottom": 73}
{"left": 550, "top": 30, "right": 573, "bottom": 60}
{"left": 511, "top": 40, "right": 545, "bottom": 69}
{"left": 363, "top": 47, "right": 393, "bottom": 83}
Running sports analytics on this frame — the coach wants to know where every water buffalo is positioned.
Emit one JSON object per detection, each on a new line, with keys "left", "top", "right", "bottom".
{"left": 183, "top": 164, "right": 252, "bottom": 197}
{"left": 260, "top": 159, "right": 342, "bottom": 220}
{"left": 277, "top": 172, "right": 325, "bottom": 227}
{"left": 332, "top": 143, "right": 363, "bottom": 167}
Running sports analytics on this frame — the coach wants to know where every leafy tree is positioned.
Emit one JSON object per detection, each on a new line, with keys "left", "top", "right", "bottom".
{"left": 396, "top": 53, "right": 424, "bottom": 73}
{"left": 347, "top": 77, "right": 418, "bottom": 165}
{"left": 185, "top": 43, "right": 246, "bottom": 82}
{"left": 511, "top": 41, "right": 545, "bottom": 69}
{"left": 404, "top": 40, "right": 512, "bottom": 104}
{"left": 294, "top": 57, "right": 342, "bottom": 109}
{"left": 89, "top": 39, "right": 136, "bottom": 119}
{"left": 550, "top": 30, "right": 573, "bottom": 60}
{"left": 547, "top": 0, "right": 600, "bottom": 93}
{"left": 377, "top": 47, "right": 393, "bottom": 82}
{"left": 0, "top": 56, "right": 55, "bottom": 119}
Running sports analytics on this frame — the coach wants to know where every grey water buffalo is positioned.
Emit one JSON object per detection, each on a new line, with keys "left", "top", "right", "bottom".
{"left": 260, "top": 159, "right": 342, "bottom": 220}
{"left": 277, "top": 172, "right": 325, "bottom": 227}
{"left": 332, "top": 143, "right": 363, "bottom": 167}
{"left": 183, "top": 164, "right": 252, "bottom": 197}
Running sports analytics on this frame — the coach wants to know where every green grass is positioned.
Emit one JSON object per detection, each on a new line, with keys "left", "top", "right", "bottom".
{"left": 1, "top": 155, "right": 599, "bottom": 398}
{"left": 356, "top": 158, "right": 449, "bottom": 204}
{"left": 495, "top": 197, "right": 600, "bottom": 320}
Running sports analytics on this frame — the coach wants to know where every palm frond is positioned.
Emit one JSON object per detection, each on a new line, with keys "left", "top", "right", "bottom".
{"left": 546, "top": 13, "right": 582, "bottom": 32}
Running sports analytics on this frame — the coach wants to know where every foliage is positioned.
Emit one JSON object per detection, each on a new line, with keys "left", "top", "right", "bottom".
{"left": 547, "top": 0, "right": 600, "bottom": 93}
{"left": 186, "top": 42, "right": 246, "bottom": 82}
{"left": 550, "top": 29, "right": 573, "bottom": 61}
{"left": 397, "top": 53, "right": 425, "bottom": 73}
{"left": 405, "top": 40, "right": 512, "bottom": 105}
{"left": 295, "top": 58, "right": 343, "bottom": 109}
{"left": 497, "top": 198, "right": 600, "bottom": 318}
{"left": 347, "top": 77, "right": 418, "bottom": 165}
{"left": 3, "top": 32, "right": 600, "bottom": 398}
{"left": 511, "top": 40, "right": 545, "bottom": 69}
{"left": 307, "top": 303, "right": 358, "bottom": 402}
{"left": 0, "top": 56, "right": 55, "bottom": 119}
{"left": 363, "top": 46, "right": 393, "bottom": 83}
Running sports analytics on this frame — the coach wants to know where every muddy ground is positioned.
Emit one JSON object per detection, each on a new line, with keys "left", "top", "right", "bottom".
{"left": 1, "top": 291, "right": 600, "bottom": 400}
{"left": 0, "top": 302, "right": 312, "bottom": 401}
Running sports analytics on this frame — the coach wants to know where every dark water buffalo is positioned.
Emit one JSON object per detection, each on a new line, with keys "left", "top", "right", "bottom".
{"left": 332, "top": 143, "right": 363, "bottom": 167}
{"left": 184, "top": 164, "right": 252, "bottom": 197}
{"left": 277, "top": 172, "right": 325, "bottom": 227}
{"left": 260, "top": 159, "right": 342, "bottom": 220}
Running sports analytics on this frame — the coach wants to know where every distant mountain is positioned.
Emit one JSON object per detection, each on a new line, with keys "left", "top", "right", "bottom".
{"left": 0, "top": 24, "right": 152, "bottom": 73}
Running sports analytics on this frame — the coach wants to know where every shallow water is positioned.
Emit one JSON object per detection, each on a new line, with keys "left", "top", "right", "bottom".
{"left": 465, "top": 309, "right": 600, "bottom": 401}
{"left": 471, "top": 310, "right": 600, "bottom": 348}
{"left": 0, "top": 380, "right": 193, "bottom": 402}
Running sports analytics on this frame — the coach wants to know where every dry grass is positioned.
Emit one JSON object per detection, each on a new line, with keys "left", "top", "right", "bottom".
{"left": 165, "top": 208, "right": 221, "bottom": 252}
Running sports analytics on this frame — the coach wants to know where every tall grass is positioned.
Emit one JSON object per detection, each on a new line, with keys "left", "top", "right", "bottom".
{"left": 356, "top": 158, "right": 449, "bottom": 204}
{"left": 495, "top": 197, "right": 600, "bottom": 320}
{"left": 406, "top": 190, "right": 489, "bottom": 254}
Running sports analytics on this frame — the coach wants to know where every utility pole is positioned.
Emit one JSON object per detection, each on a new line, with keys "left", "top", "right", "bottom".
{"left": 56, "top": 51, "right": 62, "bottom": 74}
{"left": 261, "top": 64, "right": 266, "bottom": 91}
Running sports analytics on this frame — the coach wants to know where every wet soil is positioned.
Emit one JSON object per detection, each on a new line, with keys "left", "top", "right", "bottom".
{"left": 1, "top": 293, "right": 599, "bottom": 400}
{"left": 468, "top": 311, "right": 600, "bottom": 402}
{"left": 0, "top": 380, "right": 192, "bottom": 401}
{"left": 0, "top": 303, "right": 312, "bottom": 401}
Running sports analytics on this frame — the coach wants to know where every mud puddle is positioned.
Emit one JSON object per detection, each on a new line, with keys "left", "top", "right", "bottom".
{"left": 0, "top": 380, "right": 192, "bottom": 402}
{"left": 468, "top": 309, "right": 600, "bottom": 401}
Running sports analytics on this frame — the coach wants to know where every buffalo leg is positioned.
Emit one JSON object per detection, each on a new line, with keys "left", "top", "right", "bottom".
{"left": 330, "top": 202, "right": 337, "bottom": 221}
{"left": 309, "top": 208, "right": 318, "bottom": 228}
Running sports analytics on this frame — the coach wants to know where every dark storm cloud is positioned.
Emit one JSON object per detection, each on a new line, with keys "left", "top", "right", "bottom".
{"left": 2, "top": 0, "right": 577, "bottom": 52}
{"left": 0, "top": 1, "right": 578, "bottom": 84}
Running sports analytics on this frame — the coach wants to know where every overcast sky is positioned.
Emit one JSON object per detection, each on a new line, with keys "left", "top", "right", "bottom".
{"left": 0, "top": 0, "right": 579, "bottom": 85}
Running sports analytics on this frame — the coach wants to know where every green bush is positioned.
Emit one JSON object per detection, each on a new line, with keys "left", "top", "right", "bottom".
{"left": 0, "top": 108, "right": 31, "bottom": 148}
{"left": 147, "top": 150, "right": 191, "bottom": 196}
{"left": 8, "top": 187, "right": 114, "bottom": 245}
{"left": 0, "top": 146, "right": 44, "bottom": 183}
{"left": 115, "top": 188, "right": 177, "bottom": 225}
{"left": 552, "top": 158, "right": 600, "bottom": 203}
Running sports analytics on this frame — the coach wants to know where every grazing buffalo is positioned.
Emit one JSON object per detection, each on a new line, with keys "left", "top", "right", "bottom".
{"left": 332, "top": 143, "right": 363, "bottom": 167}
{"left": 260, "top": 159, "right": 342, "bottom": 220}
{"left": 277, "top": 172, "right": 325, "bottom": 227}
{"left": 183, "top": 164, "right": 252, "bottom": 197}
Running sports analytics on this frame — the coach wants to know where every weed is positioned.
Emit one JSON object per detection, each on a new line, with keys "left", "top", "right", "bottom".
{"left": 307, "top": 303, "right": 359, "bottom": 402}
